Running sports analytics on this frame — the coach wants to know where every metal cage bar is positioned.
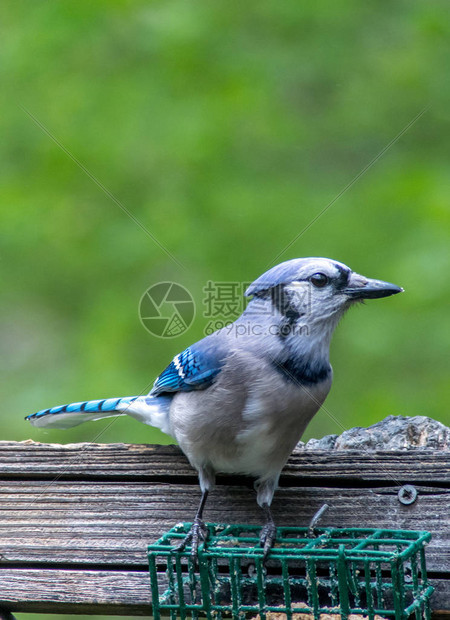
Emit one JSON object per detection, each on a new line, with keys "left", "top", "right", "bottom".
{"left": 148, "top": 524, "right": 434, "bottom": 620}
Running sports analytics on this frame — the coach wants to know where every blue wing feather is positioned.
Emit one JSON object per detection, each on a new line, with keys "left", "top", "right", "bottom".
{"left": 150, "top": 342, "right": 224, "bottom": 396}
{"left": 26, "top": 334, "right": 229, "bottom": 424}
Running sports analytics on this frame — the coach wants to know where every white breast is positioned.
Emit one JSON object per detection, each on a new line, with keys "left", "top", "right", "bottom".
{"left": 170, "top": 351, "right": 332, "bottom": 480}
{"left": 231, "top": 372, "right": 332, "bottom": 477}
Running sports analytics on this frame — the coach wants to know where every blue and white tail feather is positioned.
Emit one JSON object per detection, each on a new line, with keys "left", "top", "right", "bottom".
{"left": 25, "top": 342, "right": 225, "bottom": 433}
{"left": 25, "top": 395, "right": 172, "bottom": 433}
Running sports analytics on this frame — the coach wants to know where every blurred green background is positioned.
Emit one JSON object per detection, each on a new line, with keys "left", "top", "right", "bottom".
{"left": 1, "top": 1, "right": 449, "bottom": 618}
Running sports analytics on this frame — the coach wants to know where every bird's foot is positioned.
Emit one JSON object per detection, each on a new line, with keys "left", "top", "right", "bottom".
{"left": 259, "top": 520, "right": 277, "bottom": 561}
{"left": 176, "top": 517, "right": 209, "bottom": 557}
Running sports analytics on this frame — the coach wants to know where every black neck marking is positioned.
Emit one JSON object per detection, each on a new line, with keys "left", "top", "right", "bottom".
{"left": 273, "top": 355, "right": 331, "bottom": 385}
{"left": 271, "top": 286, "right": 304, "bottom": 326}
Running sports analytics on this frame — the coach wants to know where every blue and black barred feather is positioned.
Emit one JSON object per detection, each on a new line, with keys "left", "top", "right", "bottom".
{"left": 26, "top": 396, "right": 138, "bottom": 422}
{"left": 150, "top": 346, "right": 223, "bottom": 396}
{"left": 26, "top": 338, "right": 228, "bottom": 425}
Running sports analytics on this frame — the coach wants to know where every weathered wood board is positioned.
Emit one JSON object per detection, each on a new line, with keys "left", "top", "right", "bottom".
{"left": 0, "top": 441, "right": 448, "bottom": 616}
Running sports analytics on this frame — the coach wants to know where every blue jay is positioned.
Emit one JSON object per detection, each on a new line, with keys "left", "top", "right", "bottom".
{"left": 26, "top": 257, "right": 402, "bottom": 557}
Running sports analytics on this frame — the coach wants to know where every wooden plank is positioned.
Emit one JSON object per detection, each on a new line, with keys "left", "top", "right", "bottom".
{"left": 0, "top": 481, "right": 448, "bottom": 570}
{"left": 0, "top": 441, "right": 449, "bottom": 483}
{"left": 0, "top": 441, "right": 448, "bottom": 616}
{"left": 0, "top": 568, "right": 152, "bottom": 615}
{"left": 0, "top": 568, "right": 447, "bottom": 616}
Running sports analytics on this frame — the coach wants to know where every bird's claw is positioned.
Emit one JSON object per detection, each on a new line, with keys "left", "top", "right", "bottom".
{"left": 260, "top": 520, "right": 277, "bottom": 562}
{"left": 176, "top": 517, "right": 209, "bottom": 558}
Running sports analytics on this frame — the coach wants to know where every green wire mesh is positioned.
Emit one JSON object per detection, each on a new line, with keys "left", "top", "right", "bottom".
{"left": 148, "top": 523, "right": 434, "bottom": 620}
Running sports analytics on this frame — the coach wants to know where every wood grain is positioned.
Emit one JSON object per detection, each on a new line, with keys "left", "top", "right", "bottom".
{"left": 0, "top": 441, "right": 448, "bottom": 482}
{"left": 0, "top": 441, "right": 448, "bottom": 616}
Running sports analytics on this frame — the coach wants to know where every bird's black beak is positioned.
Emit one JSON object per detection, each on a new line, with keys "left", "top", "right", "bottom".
{"left": 343, "top": 273, "right": 404, "bottom": 300}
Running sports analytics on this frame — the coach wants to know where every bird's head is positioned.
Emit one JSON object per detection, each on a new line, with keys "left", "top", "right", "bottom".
{"left": 245, "top": 257, "right": 403, "bottom": 329}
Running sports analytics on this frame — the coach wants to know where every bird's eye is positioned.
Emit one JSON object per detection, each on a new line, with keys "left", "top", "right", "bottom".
{"left": 310, "top": 273, "right": 329, "bottom": 288}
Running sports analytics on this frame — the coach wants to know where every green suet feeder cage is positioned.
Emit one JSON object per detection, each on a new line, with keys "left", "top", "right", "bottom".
{"left": 148, "top": 523, "right": 434, "bottom": 620}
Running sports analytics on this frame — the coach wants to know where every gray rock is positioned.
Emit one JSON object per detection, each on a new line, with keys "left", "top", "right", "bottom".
{"left": 302, "top": 415, "right": 450, "bottom": 451}
{"left": 304, "top": 434, "right": 338, "bottom": 450}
